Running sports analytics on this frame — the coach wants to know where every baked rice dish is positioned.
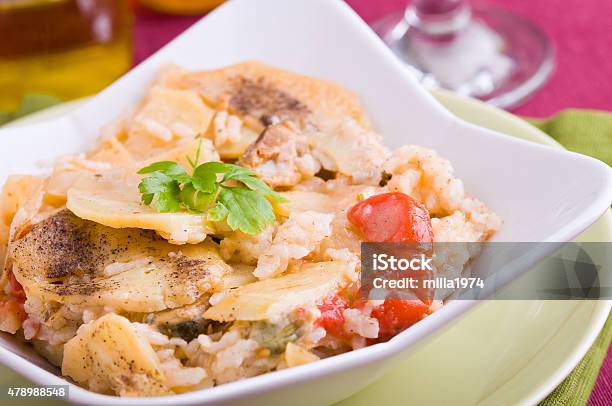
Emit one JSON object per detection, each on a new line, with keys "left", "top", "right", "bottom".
{"left": 0, "top": 62, "right": 500, "bottom": 396}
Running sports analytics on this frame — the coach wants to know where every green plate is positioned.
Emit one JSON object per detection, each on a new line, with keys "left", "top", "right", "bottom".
{"left": 3, "top": 91, "right": 610, "bottom": 406}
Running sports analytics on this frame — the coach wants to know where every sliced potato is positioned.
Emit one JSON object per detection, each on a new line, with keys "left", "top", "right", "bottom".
{"left": 174, "top": 61, "right": 372, "bottom": 131}
{"left": 217, "top": 263, "right": 257, "bottom": 290}
{"left": 62, "top": 314, "right": 168, "bottom": 396}
{"left": 44, "top": 169, "right": 80, "bottom": 206}
{"left": 10, "top": 210, "right": 230, "bottom": 313}
{"left": 66, "top": 171, "right": 213, "bottom": 244}
{"left": 273, "top": 184, "right": 378, "bottom": 218}
{"left": 87, "top": 135, "right": 135, "bottom": 166}
{"left": 274, "top": 191, "right": 336, "bottom": 216}
{"left": 212, "top": 124, "right": 260, "bottom": 160}
{"left": 284, "top": 342, "right": 319, "bottom": 367}
{"left": 204, "top": 261, "right": 351, "bottom": 322}
{"left": 127, "top": 86, "right": 215, "bottom": 150}
{"left": 0, "top": 175, "right": 43, "bottom": 227}
{"left": 0, "top": 175, "right": 44, "bottom": 268}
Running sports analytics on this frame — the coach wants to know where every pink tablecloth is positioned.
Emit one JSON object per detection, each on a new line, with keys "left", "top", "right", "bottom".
{"left": 133, "top": 0, "right": 612, "bottom": 118}
{"left": 132, "top": 0, "right": 612, "bottom": 402}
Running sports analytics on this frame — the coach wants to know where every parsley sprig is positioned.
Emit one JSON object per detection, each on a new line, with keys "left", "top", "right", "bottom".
{"left": 137, "top": 144, "right": 286, "bottom": 235}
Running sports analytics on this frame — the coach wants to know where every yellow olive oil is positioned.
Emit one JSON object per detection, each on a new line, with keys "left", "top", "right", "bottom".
{"left": 0, "top": 0, "right": 132, "bottom": 111}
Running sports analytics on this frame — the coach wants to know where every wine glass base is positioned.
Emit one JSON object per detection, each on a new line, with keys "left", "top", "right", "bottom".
{"left": 372, "top": 4, "right": 554, "bottom": 109}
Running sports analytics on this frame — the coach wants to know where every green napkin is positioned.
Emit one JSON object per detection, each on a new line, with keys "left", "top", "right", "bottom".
{"left": 532, "top": 109, "right": 612, "bottom": 406}
{"left": 0, "top": 94, "right": 62, "bottom": 126}
{"left": 540, "top": 314, "right": 612, "bottom": 406}
{"left": 529, "top": 109, "right": 612, "bottom": 166}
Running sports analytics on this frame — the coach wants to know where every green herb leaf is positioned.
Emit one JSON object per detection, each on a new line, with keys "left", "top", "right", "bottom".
{"left": 192, "top": 162, "right": 231, "bottom": 193}
{"left": 137, "top": 172, "right": 182, "bottom": 213}
{"left": 156, "top": 186, "right": 182, "bottom": 212}
{"left": 220, "top": 164, "right": 255, "bottom": 182}
{"left": 207, "top": 201, "right": 229, "bottom": 222}
{"left": 218, "top": 187, "right": 276, "bottom": 235}
{"left": 222, "top": 165, "right": 287, "bottom": 202}
{"left": 187, "top": 138, "right": 204, "bottom": 170}
{"left": 137, "top": 161, "right": 191, "bottom": 184}
{"left": 179, "top": 183, "right": 217, "bottom": 212}
{"left": 141, "top": 193, "right": 154, "bottom": 205}
{"left": 137, "top": 160, "right": 285, "bottom": 235}
{"left": 232, "top": 174, "right": 287, "bottom": 202}
{"left": 138, "top": 171, "right": 176, "bottom": 195}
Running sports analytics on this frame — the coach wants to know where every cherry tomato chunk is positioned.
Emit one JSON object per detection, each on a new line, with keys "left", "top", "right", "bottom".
{"left": 316, "top": 295, "right": 348, "bottom": 339}
{"left": 0, "top": 298, "right": 27, "bottom": 324}
{"left": 347, "top": 192, "right": 433, "bottom": 243}
{"left": 338, "top": 193, "right": 433, "bottom": 342}
{"left": 370, "top": 299, "right": 429, "bottom": 340}
{"left": 7, "top": 271, "right": 26, "bottom": 303}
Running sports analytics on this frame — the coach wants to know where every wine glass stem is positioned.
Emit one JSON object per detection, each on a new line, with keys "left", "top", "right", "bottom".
{"left": 406, "top": 0, "right": 472, "bottom": 36}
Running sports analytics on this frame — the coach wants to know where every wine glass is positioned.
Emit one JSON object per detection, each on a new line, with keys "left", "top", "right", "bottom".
{"left": 372, "top": 0, "right": 554, "bottom": 109}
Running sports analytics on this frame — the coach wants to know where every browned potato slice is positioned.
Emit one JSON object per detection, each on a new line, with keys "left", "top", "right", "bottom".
{"left": 172, "top": 61, "right": 371, "bottom": 131}
{"left": 204, "top": 261, "right": 351, "bottom": 322}
{"left": 10, "top": 210, "right": 230, "bottom": 313}
{"left": 67, "top": 171, "right": 214, "bottom": 244}
{"left": 62, "top": 314, "right": 168, "bottom": 396}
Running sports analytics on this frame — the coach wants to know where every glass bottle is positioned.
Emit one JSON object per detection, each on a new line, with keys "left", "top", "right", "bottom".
{"left": 0, "top": 0, "right": 133, "bottom": 112}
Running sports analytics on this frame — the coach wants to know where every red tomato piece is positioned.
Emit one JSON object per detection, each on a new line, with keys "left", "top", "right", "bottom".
{"left": 347, "top": 192, "right": 433, "bottom": 243}
{"left": 7, "top": 271, "right": 26, "bottom": 303}
{"left": 316, "top": 295, "right": 349, "bottom": 339}
{"left": 0, "top": 298, "right": 27, "bottom": 324}
{"left": 370, "top": 299, "right": 429, "bottom": 340}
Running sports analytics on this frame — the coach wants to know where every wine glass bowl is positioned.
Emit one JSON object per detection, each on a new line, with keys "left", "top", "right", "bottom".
{"left": 372, "top": 0, "right": 554, "bottom": 109}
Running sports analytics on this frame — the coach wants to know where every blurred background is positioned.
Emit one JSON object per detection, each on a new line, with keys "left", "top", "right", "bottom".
{"left": 1, "top": 0, "right": 611, "bottom": 121}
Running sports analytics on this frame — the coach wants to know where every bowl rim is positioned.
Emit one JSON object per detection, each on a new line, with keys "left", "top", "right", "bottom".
{"left": 0, "top": 0, "right": 610, "bottom": 404}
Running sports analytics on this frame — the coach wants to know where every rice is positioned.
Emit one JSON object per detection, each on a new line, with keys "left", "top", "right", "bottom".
{"left": 129, "top": 322, "right": 211, "bottom": 390}
{"left": 323, "top": 248, "right": 360, "bottom": 281}
{"left": 384, "top": 145, "right": 465, "bottom": 216}
{"left": 22, "top": 319, "right": 39, "bottom": 340}
{"left": 343, "top": 308, "right": 379, "bottom": 339}
{"left": 132, "top": 322, "right": 172, "bottom": 346}
{"left": 212, "top": 111, "right": 243, "bottom": 146}
{"left": 220, "top": 227, "right": 274, "bottom": 265}
{"left": 211, "top": 338, "right": 258, "bottom": 375}
{"left": 254, "top": 211, "right": 334, "bottom": 279}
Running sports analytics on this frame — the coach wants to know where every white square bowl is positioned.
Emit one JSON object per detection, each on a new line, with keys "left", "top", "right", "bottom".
{"left": 0, "top": 0, "right": 610, "bottom": 405}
